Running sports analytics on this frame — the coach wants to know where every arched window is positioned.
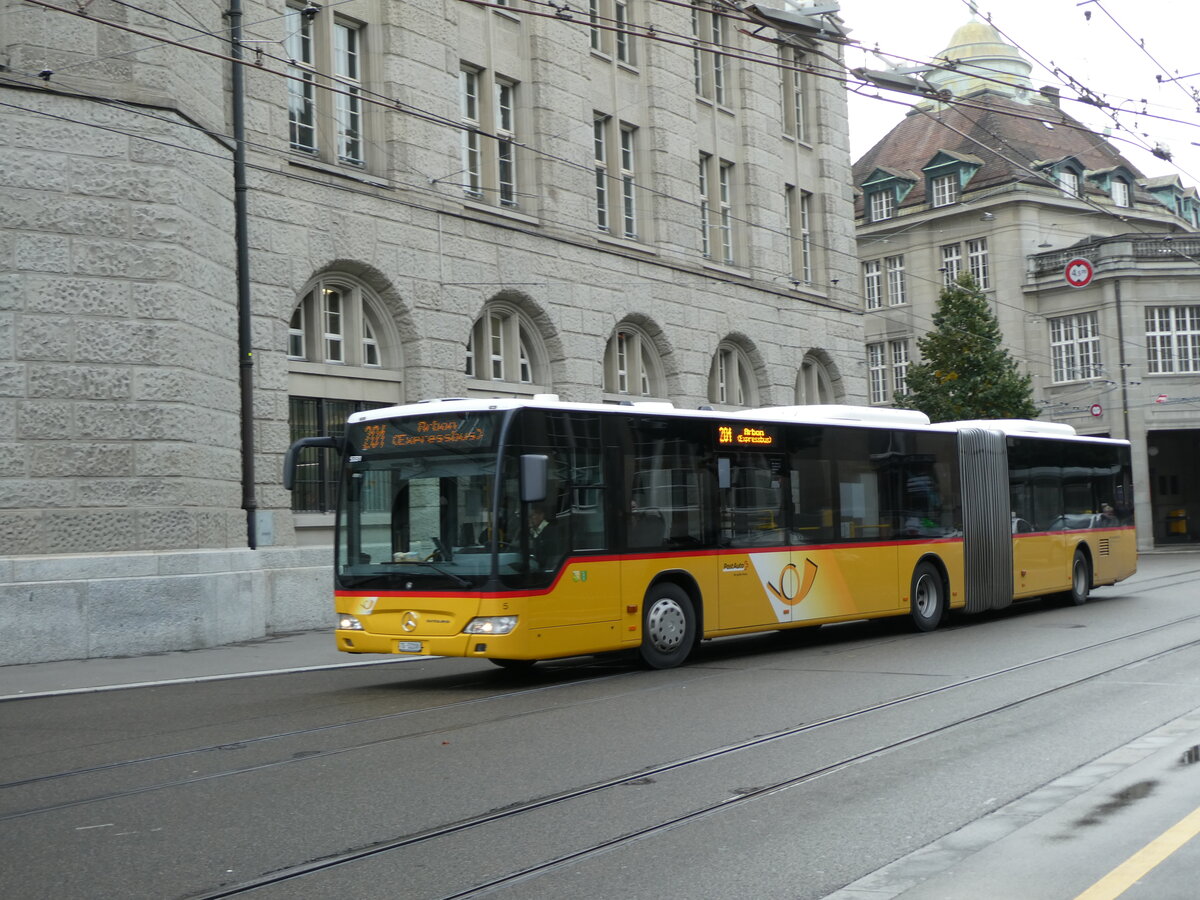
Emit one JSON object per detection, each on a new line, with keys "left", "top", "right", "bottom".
{"left": 708, "top": 341, "right": 758, "bottom": 408}
{"left": 287, "top": 275, "right": 402, "bottom": 516}
{"left": 604, "top": 324, "right": 665, "bottom": 399}
{"left": 796, "top": 354, "right": 835, "bottom": 404}
{"left": 288, "top": 277, "right": 389, "bottom": 368}
{"left": 465, "top": 301, "right": 547, "bottom": 392}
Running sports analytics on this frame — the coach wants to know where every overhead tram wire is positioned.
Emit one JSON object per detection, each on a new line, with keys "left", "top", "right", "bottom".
{"left": 1086, "top": 0, "right": 1200, "bottom": 111}
{"left": 949, "top": 0, "right": 1200, "bottom": 184}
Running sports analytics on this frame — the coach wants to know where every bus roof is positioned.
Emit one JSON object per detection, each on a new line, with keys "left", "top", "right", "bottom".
{"left": 346, "top": 397, "right": 1126, "bottom": 444}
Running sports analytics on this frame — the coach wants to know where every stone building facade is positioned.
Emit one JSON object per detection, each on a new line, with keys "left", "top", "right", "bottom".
{"left": 853, "top": 18, "right": 1200, "bottom": 551}
{"left": 1, "top": 0, "right": 862, "bottom": 662}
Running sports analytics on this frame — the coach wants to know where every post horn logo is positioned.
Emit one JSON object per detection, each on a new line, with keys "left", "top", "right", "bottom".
{"left": 767, "top": 559, "right": 819, "bottom": 606}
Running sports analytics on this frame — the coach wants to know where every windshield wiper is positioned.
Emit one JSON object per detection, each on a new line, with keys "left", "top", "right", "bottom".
{"left": 388, "top": 558, "right": 470, "bottom": 588}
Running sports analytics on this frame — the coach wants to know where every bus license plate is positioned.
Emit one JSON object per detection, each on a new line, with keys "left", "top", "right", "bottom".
{"left": 397, "top": 641, "right": 422, "bottom": 653}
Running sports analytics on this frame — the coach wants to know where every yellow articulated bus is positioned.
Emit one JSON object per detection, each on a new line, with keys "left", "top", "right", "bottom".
{"left": 283, "top": 397, "right": 1136, "bottom": 670}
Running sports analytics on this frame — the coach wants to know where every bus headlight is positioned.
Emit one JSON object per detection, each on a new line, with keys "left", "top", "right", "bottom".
{"left": 464, "top": 616, "right": 518, "bottom": 635}
{"left": 338, "top": 615, "right": 364, "bottom": 631}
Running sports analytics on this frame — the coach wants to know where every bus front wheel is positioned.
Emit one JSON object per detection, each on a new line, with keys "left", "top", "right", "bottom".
{"left": 910, "top": 562, "right": 945, "bottom": 632}
{"left": 640, "top": 584, "right": 696, "bottom": 669}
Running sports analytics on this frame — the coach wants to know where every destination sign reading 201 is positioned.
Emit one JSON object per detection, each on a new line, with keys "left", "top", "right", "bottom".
{"left": 359, "top": 417, "right": 491, "bottom": 452}
{"left": 717, "top": 424, "right": 776, "bottom": 447}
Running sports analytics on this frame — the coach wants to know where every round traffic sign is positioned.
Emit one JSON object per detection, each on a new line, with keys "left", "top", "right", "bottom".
{"left": 1065, "top": 258, "right": 1094, "bottom": 288}
{"left": 1090, "top": 403, "right": 1102, "bottom": 417}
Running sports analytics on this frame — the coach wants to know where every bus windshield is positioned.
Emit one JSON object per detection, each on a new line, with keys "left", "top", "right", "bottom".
{"left": 335, "top": 410, "right": 518, "bottom": 590}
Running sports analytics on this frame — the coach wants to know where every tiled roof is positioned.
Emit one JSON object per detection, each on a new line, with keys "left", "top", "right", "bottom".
{"left": 852, "top": 89, "right": 1145, "bottom": 212}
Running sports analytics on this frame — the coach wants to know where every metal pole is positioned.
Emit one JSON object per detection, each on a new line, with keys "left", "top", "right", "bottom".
{"left": 228, "top": 0, "right": 258, "bottom": 548}
{"left": 1114, "top": 278, "right": 1131, "bottom": 441}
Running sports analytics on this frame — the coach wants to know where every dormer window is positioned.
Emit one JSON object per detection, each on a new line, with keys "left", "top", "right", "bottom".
{"left": 1111, "top": 179, "right": 1130, "bottom": 207}
{"left": 931, "top": 173, "right": 959, "bottom": 207}
{"left": 921, "top": 151, "right": 981, "bottom": 211}
{"left": 1057, "top": 169, "right": 1080, "bottom": 197}
{"left": 869, "top": 190, "right": 894, "bottom": 222}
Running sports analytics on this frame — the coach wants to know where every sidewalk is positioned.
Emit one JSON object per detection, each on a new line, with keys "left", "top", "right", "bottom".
{"left": 0, "top": 630, "right": 416, "bottom": 701}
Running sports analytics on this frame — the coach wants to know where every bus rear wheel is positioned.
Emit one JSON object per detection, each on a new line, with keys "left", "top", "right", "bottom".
{"left": 910, "top": 562, "right": 945, "bottom": 632}
{"left": 1063, "top": 549, "right": 1091, "bottom": 606}
{"left": 640, "top": 584, "right": 696, "bottom": 669}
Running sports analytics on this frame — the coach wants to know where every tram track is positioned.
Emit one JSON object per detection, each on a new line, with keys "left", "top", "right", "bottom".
{"left": 166, "top": 610, "right": 1200, "bottom": 899}
{"left": 7, "top": 567, "right": 1195, "bottom": 799}
{"left": 3, "top": 587, "right": 1197, "bottom": 829}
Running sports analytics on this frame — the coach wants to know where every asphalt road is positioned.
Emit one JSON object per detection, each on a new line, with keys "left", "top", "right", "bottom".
{"left": 3, "top": 552, "right": 1200, "bottom": 900}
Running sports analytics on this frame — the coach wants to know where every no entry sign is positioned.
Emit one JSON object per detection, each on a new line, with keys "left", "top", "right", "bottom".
{"left": 1065, "top": 258, "right": 1094, "bottom": 288}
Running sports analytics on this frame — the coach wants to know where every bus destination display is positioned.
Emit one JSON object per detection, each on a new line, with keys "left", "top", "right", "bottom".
{"left": 357, "top": 415, "right": 493, "bottom": 453}
{"left": 717, "top": 424, "right": 776, "bottom": 447}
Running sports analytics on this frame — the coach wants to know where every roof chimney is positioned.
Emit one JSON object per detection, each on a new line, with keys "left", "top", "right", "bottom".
{"left": 1039, "top": 85, "right": 1060, "bottom": 107}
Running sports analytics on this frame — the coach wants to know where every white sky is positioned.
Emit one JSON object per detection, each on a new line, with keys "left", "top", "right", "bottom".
{"left": 839, "top": 0, "right": 1200, "bottom": 190}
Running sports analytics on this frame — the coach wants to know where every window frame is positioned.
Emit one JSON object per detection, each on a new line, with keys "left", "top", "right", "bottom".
{"left": 930, "top": 173, "right": 959, "bottom": 207}
{"left": 284, "top": 4, "right": 368, "bottom": 168}
{"left": 869, "top": 190, "right": 894, "bottom": 222}
{"left": 1145, "top": 305, "right": 1200, "bottom": 375}
{"left": 466, "top": 302, "right": 548, "bottom": 391}
{"left": 1049, "top": 311, "right": 1102, "bottom": 383}
{"left": 459, "top": 63, "right": 521, "bottom": 209}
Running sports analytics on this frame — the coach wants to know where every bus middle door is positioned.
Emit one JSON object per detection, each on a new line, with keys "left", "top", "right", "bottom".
{"left": 717, "top": 452, "right": 793, "bottom": 630}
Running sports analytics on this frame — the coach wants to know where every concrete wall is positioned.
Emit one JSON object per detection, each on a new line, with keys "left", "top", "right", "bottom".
{"left": 0, "top": 547, "right": 332, "bottom": 665}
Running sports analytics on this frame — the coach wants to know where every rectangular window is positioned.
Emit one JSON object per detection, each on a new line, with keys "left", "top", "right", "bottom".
{"left": 589, "top": 0, "right": 602, "bottom": 51}
{"left": 931, "top": 173, "right": 958, "bottom": 207}
{"left": 1112, "top": 180, "right": 1130, "bottom": 207}
{"left": 460, "top": 68, "right": 482, "bottom": 199}
{"left": 867, "top": 343, "right": 888, "bottom": 404}
{"left": 322, "top": 288, "right": 344, "bottom": 364}
{"left": 699, "top": 152, "right": 711, "bottom": 258}
{"left": 781, "top": 46, "right": 807, "bottom": 141}
{"left": 941, "top": 243, "right": 962, "bottom": 286}
{"left": 594, "top": 114, "right": 610, "bottom": 232}
{"left": 967, "top": 238, "right": 990, "bottom": 290}
{"left": 890, "top": 340, "right": 909, "bottom": 396}
{"left": 495, "top": 79, "right": 517, "bottom": 207}
{"left": 791, "top": 188, "right": 813, "bottom": 284}
{"left": 591, "top": 0, "right": 636, "bottom": 62}
{"left": 692, "top": 3, "right": 727, "bottom": 104}
{"left": 461, "top": 66, "right": 520, "bottom": 209}
{"left": 863, "top": 259, "right": 882, "bottom": 310}
{"left": 620, "top": 124, "right": 637, "bottom": 238}
{"left": 333, "top": 22, "right": 363, "bottom": 165}
{"left": 718, "top": 160, "right": 734, "bottom": 264}
{"left": 710, "top": 11, "right": 726, "bottom": 105}
{"left": 869, "top": 190, "right": 894, "bottom": 222}
{"left": 285, "top": 6, "right": 317, "bottom": 154}
{"left": 616, "top": 331, "right": 629, "bottom": 394}
{"left": 800, "top": 192, "right": 814, "bottom": 283}
{"left": 1050, "top": 312, "right": 1101, "bottom": 383}
{"left": 1146, "top": 306, "right": 1200, "bottom": 374}
{"left": 285, "top": 5, "right": 368, "bottom": 167}
{"left": 886, "top": 255, "right": 906, "bottom": 305}
{"left": 615, "top": 0, "right": 632, "bottom": 63}
{"left": 1058, "top": 170, "right": 1080, "bottom": 197}
{"left": 489, "top": 312, "right": 505, "bottom": 381}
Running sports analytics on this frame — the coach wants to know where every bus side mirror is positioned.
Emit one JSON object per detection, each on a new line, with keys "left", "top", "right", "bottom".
{"left": 283, "top": 436, "right": 342, "bottom": 490}
{"left": 520, "top": 454, "right": 549, "bottom": 503}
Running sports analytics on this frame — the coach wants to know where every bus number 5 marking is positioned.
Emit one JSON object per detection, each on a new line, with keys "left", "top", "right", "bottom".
{"left": 767, "top": 559, "right": 819, "bottom": 606}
